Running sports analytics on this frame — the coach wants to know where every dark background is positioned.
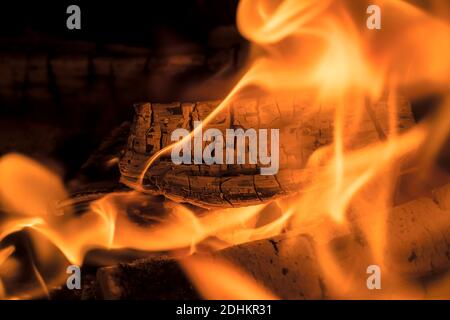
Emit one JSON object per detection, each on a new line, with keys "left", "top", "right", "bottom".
{"left": 0, "top": 0, "right": 247, "bottom": 179}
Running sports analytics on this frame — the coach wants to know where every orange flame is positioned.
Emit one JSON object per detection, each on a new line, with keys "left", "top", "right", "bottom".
{"left": 1, "top": 0, "right": 450, "bottom": 299}
{"left": 181, "top": 256, "right": 278, "bottom": 300}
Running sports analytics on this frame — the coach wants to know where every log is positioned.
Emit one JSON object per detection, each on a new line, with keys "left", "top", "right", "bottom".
{"left": 119, "top": 95, "right": 415, "bottom": 208}
{"left": 96, "top": 235, "right": 321, "bottom": 300}
{"left": 96, "top": 182, "right": 450, "bottom": 299}
{"left": 385, "top": 182, "right": 450, "bottom": 276}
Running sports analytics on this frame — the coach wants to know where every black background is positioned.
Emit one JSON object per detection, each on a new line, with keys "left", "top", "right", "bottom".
{"left": 0, "top": 0, "right": 245, "bottom": 179}
{"left": 0, "top": 1, "right": 239, "bottom": 44}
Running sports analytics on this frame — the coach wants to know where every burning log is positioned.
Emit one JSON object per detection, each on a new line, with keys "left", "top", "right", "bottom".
{"left": 96, "top": 183, "right": 450, "bottom": 299}
{"left": 119, "top": 96, "right": 415, "bottom": 208}
{"left": 96, "top": 235, "right": 322, "bottom": 300}
{"left": 385, "top": 182, "right": 450, "bottom": 276}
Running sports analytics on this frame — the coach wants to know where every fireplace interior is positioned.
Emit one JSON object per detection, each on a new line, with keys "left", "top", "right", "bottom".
{"left": 0, "top": 0, "right": 449, "bottom": 300}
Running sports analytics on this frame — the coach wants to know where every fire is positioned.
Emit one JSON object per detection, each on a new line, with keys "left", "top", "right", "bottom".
{"left": 181, "top": 256, "right": 278, "bottom": 300}
{"left": 1, "top": 0, "right": 450, "bottom": 299}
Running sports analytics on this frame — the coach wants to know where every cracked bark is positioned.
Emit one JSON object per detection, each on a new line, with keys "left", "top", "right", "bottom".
{"left": 119, "top": 95, "right": 415, "bottom": 208}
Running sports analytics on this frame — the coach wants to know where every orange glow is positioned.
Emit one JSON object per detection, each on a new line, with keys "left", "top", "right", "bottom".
{"left": 0, "top": 0, "right": 450, "bottom": 299}
{"left": 181, "top": 256, "right": 278, "bottom": 300}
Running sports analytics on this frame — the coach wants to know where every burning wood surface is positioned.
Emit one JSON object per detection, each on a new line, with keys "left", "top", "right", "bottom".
{"left": 119, "top": 95, "right": 415, "bottom": 208}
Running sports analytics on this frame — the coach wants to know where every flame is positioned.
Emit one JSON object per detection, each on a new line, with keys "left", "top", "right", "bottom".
{"left": 181, "top": 256, "right": 278, "bottom": 300}
{"left": 0, "top": 154, "right": 276, "bottom": 298}
{"left": 1, "top": 0, "right": 450, "bottom": 299}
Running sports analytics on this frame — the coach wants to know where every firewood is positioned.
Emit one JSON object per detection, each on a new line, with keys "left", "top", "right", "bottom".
{"left": 119, "top": 95, "right": 415, "bottom": 208}
{"left": 95, "top": 183, "right": 450, "bottom": 299}
{"left": 96, "top": 235, "right": 321, "bottom": 300}
{"left": 385, "top": 182, "right": 450, "bottom": 276}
